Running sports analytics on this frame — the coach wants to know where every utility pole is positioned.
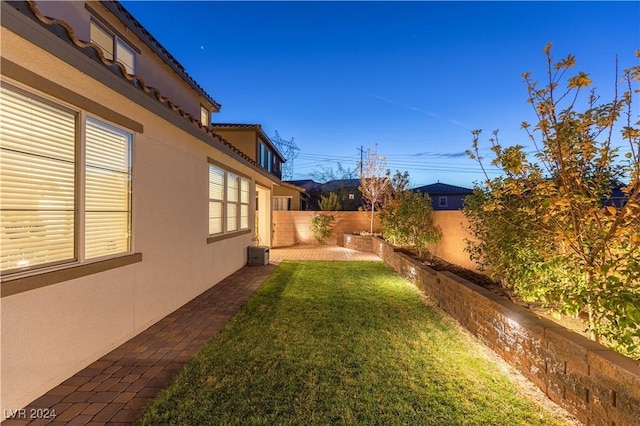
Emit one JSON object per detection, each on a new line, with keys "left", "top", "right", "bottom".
{"left": 357, "top": 145, "right": 364, "bottom": 175}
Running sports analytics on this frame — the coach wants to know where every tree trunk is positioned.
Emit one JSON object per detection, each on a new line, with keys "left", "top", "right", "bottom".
{"left": 585, "top": 271, "right": 600, "bottom": 343}
{"left": 370, "top": 204, "right": 375, "bottom": 234}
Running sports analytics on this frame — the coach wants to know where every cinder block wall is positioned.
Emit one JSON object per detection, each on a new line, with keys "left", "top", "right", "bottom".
{"left": 371, "top": 237, "right": 640, "bottom": 426}
{"left": 272, "top": 211, "right": 380, "bottom": 247}
{"left": 427, "top": 210, "right": 478, "bottom": 271}
{"left": 273, "top": 210, "right": 478, "bottom": 270}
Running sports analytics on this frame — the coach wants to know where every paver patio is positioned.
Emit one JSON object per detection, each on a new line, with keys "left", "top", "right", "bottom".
{"left": 2, "top": 245, "right": 377, "bottom": 425}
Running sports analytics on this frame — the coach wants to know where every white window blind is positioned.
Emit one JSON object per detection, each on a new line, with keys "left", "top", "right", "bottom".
{"left": 0, "top": 86, "right": 76, "bottom": 272}
{"left": 90, "top": 21, "right": 135, "bottom": 74}
{"left": 273, "top": 197, "right": 291, "bottom": 211}
{"left": 240, "top": 178, "right": 249, "bottom": 229}
{"left": 227, "top": 173, "right": 238, "bottom": 202}
{"left": 226, "top": 173, "right": 238, "bottom": 231}
{"left": 90, "top": 21, "right": 114, "bottom": 60}
{"left": 209, "top": 165, "right": 224, "bottom": 234}
{"left": 116, "top": 39, "right": 135, "bottom": 74}
{"left": 209, "top": 165, "right": 251, "bottom": 236}
{"left": 226, "top": 203, "right": 238, "bottom": 232}
{"left": 85, "top": 117, "right": 131, "bottom": 259}
{"left": 1, "top": 85, "right": 133, "bottom": 274}
{"left": 200, "top": 106, "right": 209, "bottom": 126}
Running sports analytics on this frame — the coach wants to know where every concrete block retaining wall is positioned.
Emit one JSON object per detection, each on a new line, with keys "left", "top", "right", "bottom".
{"left": 369, "top": 236, "right": 640, "bottom": 426}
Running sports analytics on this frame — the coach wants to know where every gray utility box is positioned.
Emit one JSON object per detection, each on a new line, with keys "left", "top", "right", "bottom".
{"left": 248, "top": 246, "right": 269, "bottom": 266}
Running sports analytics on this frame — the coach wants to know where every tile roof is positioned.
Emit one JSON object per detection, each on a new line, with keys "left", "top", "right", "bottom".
{"left": 279, "top": 182, "right": 306, "bottom": 192}
{"left": 19, "top": 1, "right": 278, "bottom": 181}
{"left": 212, "top": 123, "right": 286, "bottom": 161}
{"left": 212, "top": 123, "right": 262, "bottom": 129}
{"left": 101, "top": 1, "right": 220, "bottom": 111}
{"left": 412, "top": 182, "right": 473, "bottom": 195}
{"left": 284, "top": 180, "right": 320, "bottom": 191}
{"left": 322, "top": 179, "right": 361, "bottom": 191}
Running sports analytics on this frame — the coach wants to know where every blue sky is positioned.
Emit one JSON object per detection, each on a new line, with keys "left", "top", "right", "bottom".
{"left": 122, "top": 1, "right": 639, "bottom": 188}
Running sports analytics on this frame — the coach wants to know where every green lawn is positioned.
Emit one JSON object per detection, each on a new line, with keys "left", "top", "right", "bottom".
{"left": 139, "top": 261, "right": 569, "bottom": 425}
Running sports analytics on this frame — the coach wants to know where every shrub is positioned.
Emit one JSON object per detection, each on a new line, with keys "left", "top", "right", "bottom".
{"left": 310, "top": 213, "right": 335, "bottom": 244}
{"left": 319, "top": 192, "right": 342, "bottom": 211}
{"left": 465, "top": 45, "right": 640, "bottom": 359}
{"left": 379, "top": 177, "right": 441, "bottom": 259}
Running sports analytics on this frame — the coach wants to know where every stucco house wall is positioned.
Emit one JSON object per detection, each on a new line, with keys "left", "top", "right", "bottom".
{"left": 211, "top": 129, "right": 258, "bottom": 163}
{"left": 0, "top": 2, "right": 274, "bottom": 414}
{"left": 273, "top": 184, "right": 304, "bottom": 210}
{"left": 35, "top": 1, "right": 218, "bottom": 118}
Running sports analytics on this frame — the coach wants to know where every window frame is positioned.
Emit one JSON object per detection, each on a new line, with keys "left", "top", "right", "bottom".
{"left": 200, "top": 105, "right": 210, "bottom": 127}
{"left": 0, "top": 82, "right": 134, "bottom": 278}
{"left": 90, "top": 20, "right": 136, "bottom": 74}
{"left": 207, "top": 159, "right": 252, "bottom": 242}
{"left": 273, "top": 196, "right": 292, "bottom": 211}
{"left": 438, "top": 196, "right": 448, "bottom": 208}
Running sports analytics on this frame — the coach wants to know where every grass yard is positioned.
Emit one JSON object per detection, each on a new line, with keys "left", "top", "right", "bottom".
{"left": 139, "top": 261, "right": 571, "bottom": 425}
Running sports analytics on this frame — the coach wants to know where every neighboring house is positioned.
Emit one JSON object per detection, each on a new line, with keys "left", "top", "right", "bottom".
{"left": 211, "top": 123, "right": 287, "bottom": 242}
{"left": 211, "top": 123, "right": 286, "bottom": 180}
{"left": 273, "top": 182, "right": 307, "bottom": 211}
{"left": 321, "top": 179, "right": 363, "bottom": 211}
{"left": 606, "top": 179, "right": 629, "bottom": 208}
{"left": 286, "top": 179, "right": 318, "bottom": 192}
{"left": 412, "top": 182, "right": 473, "bottom": 210}
{"left": 0, "top": 0, "right": 281, "bottom": 414}
{"left": 282, "top": 178, "right": 363, "bottom": 211}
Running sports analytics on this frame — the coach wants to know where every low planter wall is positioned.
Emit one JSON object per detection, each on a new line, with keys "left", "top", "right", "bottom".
{"left": 272, "top": 210, "right": 478, "bottom": 271}
{"left": 342, "top": 234, "right": 373, "bottom": 252}
{"left": 370, "top": 237, "right": 640, "bottom": 426}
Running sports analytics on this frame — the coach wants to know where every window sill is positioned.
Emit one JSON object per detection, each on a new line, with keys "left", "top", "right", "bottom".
{"left": 207, "top": 229, "right": 252, "bottom": 244}
{"left": 1, "top": 253, "right": 143, "bottom": 298}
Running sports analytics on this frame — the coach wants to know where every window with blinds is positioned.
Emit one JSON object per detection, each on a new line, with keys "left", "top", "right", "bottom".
{"left": 200, "top": 105, "right": 209, "bottom": 127}
{"left": 90, "top": 21, "right": 114, "bottom": 60}
{"left": 240, "top": 178, "right": 250, "bottom": 229}
{"left": 90, "top": 21, "right": 136, "bottom": 74}
{"left": 1, "top": 86, "right": 76, "bottom": 272}
{"left": 0, "top": 84, "right": 133, "bottom": 274}
{"left": 208, "top": 166, "right": 224, "bottom": 235}
{"left": 85, "top": 118, "right": 132, "bottom": 259}
{"left": 208, "top": 165, "right": 251, "bottom": 236}
{"left": 226, "top": 173, "right": 238, "bottom": 232}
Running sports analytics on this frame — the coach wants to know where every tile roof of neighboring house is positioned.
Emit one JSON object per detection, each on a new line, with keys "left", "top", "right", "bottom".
{"left": 101, "top": 1, "right": 220, "bottom": 111}
{"left": 322, "top": 179, "right": 361, "bottom": 191}
{"left": 211, "top": 123, "right": 286, "bottom": 161}
{"left": 286, "top": 179, "right": 315, "bottom": 186}
{"left": 279, "top": 182, "right": 306, "bottom": 192}
{"left": 18, "top": 1, "right": 278, "bottom": 181}
{"left": 285, "top": 180, "right": 320, "bottom": 191}
{"left": 412, "top": 182, "right": 473, "bottom": 195}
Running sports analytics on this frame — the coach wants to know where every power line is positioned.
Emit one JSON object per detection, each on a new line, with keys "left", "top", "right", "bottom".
{"left": 271, "top": 130, "right": 300, "bottom": 180}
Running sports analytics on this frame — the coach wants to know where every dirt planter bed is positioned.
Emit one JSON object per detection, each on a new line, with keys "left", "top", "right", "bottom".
{"left": 360, "top": 236, "right": 640, "bottom": 426}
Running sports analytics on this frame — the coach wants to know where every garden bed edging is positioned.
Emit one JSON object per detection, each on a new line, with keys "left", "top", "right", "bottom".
{"left": 369, "top": 236, "right": 640, "bottom": 426}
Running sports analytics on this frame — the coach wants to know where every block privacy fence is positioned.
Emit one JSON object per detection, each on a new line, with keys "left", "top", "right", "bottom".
{"left": 346, "top": 236, "right": 640, "bottom": 426}
{"left": 272, "top": 210, "right": 477, "bottom": 271}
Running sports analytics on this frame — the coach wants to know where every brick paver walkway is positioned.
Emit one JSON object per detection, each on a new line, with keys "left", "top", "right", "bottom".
{"left": 3, "top": 246, "right": 377, "bottom": 425}
{"left": 270, "top": 244, "right": 381, "bottom": 262}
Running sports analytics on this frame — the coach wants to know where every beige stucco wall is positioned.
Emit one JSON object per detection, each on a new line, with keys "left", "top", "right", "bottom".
{"left": 36, "top": 1, "right": 212, "bottom": 118}
{"left": 427, "top": 210, "right": 477, "bottom": 271}
{"left": 212, "top": 129, "right": 257, "bottom": 163}
{"left": 272, "top": 211, "right": 381, "bottom": 247}
{"left": 0, "top": 26, "right": 265, "bottom": 414}
{"left": 273, "top": 185, "right": 302, "bottom": 210}
{"left": 272, "top": 210, "right": 478, "bottom": 271}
